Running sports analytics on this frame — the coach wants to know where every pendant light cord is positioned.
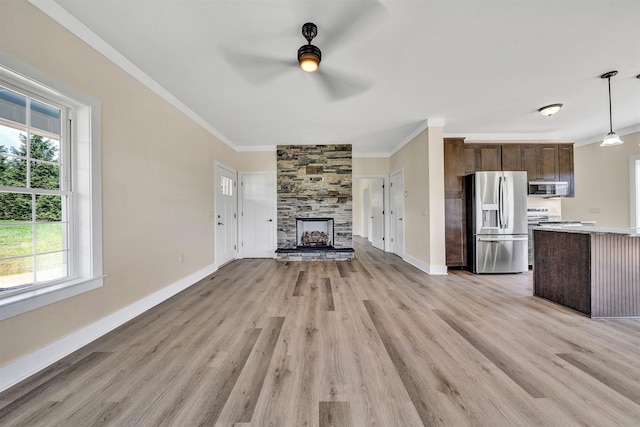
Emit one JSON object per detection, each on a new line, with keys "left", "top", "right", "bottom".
{"left": 608, "top": 76, "right": 613, "bottom": 133}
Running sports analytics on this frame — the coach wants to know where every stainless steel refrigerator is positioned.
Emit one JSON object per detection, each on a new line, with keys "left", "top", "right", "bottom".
{"left": 466, "top": 171, "right": 528, "bottom": 273}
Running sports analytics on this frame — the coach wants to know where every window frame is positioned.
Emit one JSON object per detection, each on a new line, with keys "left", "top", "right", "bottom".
{"left": 0, "top": 83, "right": 72, "bottom": 291}
{"left": 0, "top": 57, "right": 103, "bottom": 321}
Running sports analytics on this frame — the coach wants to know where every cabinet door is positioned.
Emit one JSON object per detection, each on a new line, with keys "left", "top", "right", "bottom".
{"left": 445, "top": 198, "right": 466, "bottom": 266}
{"left": 501, "top": 144, "right": 521, "bottom": 172}
{"left": 477, "top": 145, "right": 501, "bottom": 171}
{"left": 558, "top": 144, "right": 574, "bottom": 196}
{"left": 520, "top": 144, "right": 559, "bottom": 181}
{"left": 539, "top": 145, "right": 558, "bottom": 181}
{"left": 521, "top": 145, "right": 540, "bottom": 180}
{"left": 444, "top": 138, "right": 463, "bottom": 194}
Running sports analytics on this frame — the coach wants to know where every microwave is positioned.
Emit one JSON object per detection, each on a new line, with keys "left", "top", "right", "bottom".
{"left": 528, "top": 181, "right": 569, "bottom": 197}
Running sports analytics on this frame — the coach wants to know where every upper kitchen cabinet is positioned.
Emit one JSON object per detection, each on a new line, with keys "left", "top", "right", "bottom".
{"left": 501, "top": 144, "right": 521, "bottom": 171}
{"left": 520, "top": 143, "right": 574, "bottom": 196}
{"left": 521, "top": 144, "right": 558, "bottom": 181}
{"left": 463, "top": 144, "right": 502, "bottom": 172}
{"left": 557, "top": 144, "right": 574, "bottom": 196}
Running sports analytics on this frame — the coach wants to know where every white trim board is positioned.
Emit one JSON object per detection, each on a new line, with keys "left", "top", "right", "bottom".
{"left": 0, "top": 263, "right": 218, "bottom": 393}
{"left": 402, "top": 253, "right": 448, "bottom": 276}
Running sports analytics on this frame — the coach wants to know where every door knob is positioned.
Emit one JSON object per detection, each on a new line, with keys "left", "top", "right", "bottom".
{"left": 399, "top": 218, "right": 403, "bottom": 221}
{"left": 217, "top": 222, "right": 224, "bottom": 226}
{"left": 268, "top": 219, "right": 273, "bottom": 222}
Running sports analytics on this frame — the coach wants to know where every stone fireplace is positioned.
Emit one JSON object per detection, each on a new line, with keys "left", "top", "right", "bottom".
{"left": 276, "top": 144, "right": 354, "bottom": 261}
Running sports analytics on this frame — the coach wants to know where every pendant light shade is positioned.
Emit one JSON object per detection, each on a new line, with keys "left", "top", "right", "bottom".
{"left": 600, "top": 70, "right": 623, "bottom": 147}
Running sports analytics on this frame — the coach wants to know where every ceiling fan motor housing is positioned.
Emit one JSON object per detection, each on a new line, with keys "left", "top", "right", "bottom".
{"left": 298, "top": 44, "right": 321, "bottom": 64}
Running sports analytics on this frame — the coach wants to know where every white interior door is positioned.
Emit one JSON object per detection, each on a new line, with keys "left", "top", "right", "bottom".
{"left": 370, "top": 181, "right": 384, "bottom": 250}
{"left": 215, "top": 163, "right": 237, "bottom": 267}
{"left": 390, "top": 171, "right": 405, "bottom": 256}
{"left": 241, "top": 172, "right": 276, "bottom": 258}
{"left": 362, "top": 188, "right": 369, "bottom": 238}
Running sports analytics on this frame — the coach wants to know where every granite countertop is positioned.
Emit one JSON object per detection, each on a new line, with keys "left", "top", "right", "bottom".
{"left": 532, "top": 224, "right": 640, "bottom": 237}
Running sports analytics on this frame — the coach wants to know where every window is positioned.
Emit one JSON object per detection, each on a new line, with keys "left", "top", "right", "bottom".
{"left": 221, "top": 175, "right": 233, "bottom": 196}
{"left": 0, "top": 86, "right": 69, "bottom": 292}
{"left": 0, "top": 60, "right": 103, "bottom": 320}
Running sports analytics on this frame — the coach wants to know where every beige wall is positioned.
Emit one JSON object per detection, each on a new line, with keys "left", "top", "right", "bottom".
{"left": 238, "top": 150, "right": 277, "bottom": 171}
{"left": 353, "top": 157, "right": 390, "bottom": 176}
{"left": 0, "top": 0, "right": 239, "bottom": 365}
{"left": 562, "top": 131, "right": 640, "bottom": 227}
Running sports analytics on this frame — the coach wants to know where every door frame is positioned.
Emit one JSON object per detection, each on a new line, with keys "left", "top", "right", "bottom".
{"left": 238, "top": 171, "right": 277, "bottom": 259}
{"left": 354, "top": 174, "right": 391, "bottom": 252}
{"left": 390, "top": 168, "right": 405, "bottom": 257}
{"left": 214, "top": 161, "right": 238, "bottom": 268}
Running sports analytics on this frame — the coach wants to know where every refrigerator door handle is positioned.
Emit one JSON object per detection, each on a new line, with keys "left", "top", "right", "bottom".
{"left": 498, "top": 176, "right": 504, "bottom": 229}
{"left": 478, "top": 236, "right": 528, "bottom": 242}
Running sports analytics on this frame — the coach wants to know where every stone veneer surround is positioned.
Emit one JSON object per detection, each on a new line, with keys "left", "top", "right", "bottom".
{"left": 276, "top": 144, "right": 354, "bottom": 261}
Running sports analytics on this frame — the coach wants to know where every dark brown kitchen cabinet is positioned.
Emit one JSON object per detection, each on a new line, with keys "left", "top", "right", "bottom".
{"left": 463, "top": 144, "right": 502, "bottom": 172}
{"left": 443, "top": 139, "right": 575, "bottom": 268}
{"left": 521, "top": 144, "right": 558, "bottom": 181}
{"left": 444, "top": 138, "right": 467, "bottom": 266}
{"left": 558, "top": 144, "right": 574, "bottom": 196}
{"left": 501, "top": 144, "right": 521, "bottom": 171}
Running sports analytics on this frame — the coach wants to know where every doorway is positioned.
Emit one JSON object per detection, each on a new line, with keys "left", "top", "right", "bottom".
{"left": 215, "top": 162, "right": 237, "bottom": 267}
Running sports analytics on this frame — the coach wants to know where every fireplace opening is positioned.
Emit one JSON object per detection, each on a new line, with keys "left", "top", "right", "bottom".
{"left": 297, "top": 218, "right": 334, "bottom": 248}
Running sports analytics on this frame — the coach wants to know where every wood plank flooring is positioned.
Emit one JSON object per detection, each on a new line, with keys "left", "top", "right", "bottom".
{"left": 2, "top": 236, "right": 640, "bottom": 426}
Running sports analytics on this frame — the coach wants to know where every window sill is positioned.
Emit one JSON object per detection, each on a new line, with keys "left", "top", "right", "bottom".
{"left": 0, "top": 275, "right": 105, "bottom": 321}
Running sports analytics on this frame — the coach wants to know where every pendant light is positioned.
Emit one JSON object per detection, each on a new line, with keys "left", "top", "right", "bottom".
{"left": 600, "top": 70, "right": 623, "bottom": 147}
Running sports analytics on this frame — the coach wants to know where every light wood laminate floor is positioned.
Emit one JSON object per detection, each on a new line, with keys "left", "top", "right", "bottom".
{"left": 2, "top": 237, "right": 640, "bottom": 426}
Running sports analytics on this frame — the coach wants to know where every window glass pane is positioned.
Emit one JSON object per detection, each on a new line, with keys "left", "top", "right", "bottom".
{"left": 35, "top": 252, "right": 66, "bottom": 283}
{"left": 0, "top": 123, "right": 27, "bottom": 155}
{"left": 31, "top": 160, "right": 60, "bottom": 190}
{"left": 0, "top": 87, "right": 27, "bottom": 125}
{"left": 30, "top": 99, "right": 60, "bottom": 137}
{"left": 0, "top": 223, "right": 33, "bottom": 258}
{"left": 36, "top": 194, "right": 62, "bottom": 221}
{"left": 0, "top": 192, "right": 32, "bottom": 221}
{"left": 36, "top": 222, "right": 63, "bottom": 253}
{"left": 0, "top": 257, "right": 33, "bottom": 290}
{"left": 30, "top": 133, "right": 60, "bottom": 162}
{"left": 0, "top": 157, "right": 27, "bottom": 187}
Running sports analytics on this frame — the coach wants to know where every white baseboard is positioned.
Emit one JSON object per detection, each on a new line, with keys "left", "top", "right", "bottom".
{"left": 0, "top": 263, "right": 218, "bottom": 393}
{"left": 402, "top": 254, "right": 448, "bottom": 276}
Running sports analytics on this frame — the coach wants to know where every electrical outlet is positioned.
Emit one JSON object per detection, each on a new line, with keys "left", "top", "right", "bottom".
{"left": 179, "top": 254, "right": 184, "bottom": 264}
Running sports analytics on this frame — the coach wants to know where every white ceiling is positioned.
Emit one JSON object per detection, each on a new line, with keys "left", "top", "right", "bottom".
{"left": 33, "top": 0, "right": 640, "bottom": 156}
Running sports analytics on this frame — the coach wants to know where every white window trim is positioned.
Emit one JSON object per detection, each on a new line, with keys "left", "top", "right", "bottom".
{"left": 0, "top": 55, "right": 104, "bottom": 321}
{"left": 631, "top": 155, "right": 640, "bottom": 228}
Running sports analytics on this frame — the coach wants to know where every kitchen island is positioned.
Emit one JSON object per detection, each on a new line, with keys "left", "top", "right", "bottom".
{"left": 533, "top": 225, "right": 640, "bottom": 317}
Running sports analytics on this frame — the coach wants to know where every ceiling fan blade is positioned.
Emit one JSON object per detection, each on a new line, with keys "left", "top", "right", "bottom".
{"left": 221, "top": 48, "right": 296, "bottom": 85}
{"left": 314, "top": 68, "right": 374, "bottom": 101}
{"left": 321, "top": 0, "right": 388, "bottom": 52}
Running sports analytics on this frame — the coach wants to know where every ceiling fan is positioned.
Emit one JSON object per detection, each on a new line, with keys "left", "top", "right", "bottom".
{"left": 221, "top": 1, "right": 386, "bottom": 101}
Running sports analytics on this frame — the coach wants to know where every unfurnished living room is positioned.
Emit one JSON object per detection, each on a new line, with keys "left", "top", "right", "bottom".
{"left": 1, "top": 1, "right": 640, "bottom": 426}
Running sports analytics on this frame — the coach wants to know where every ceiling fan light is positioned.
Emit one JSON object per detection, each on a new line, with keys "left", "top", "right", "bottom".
{"left": 600, "top": 131, "right": 623, "bottom": 147}
{"left": 538, "top": 103, "right": 563, "bottom": 116}
{"left": 298, "top": 44, "right": 321, "bottom": 72}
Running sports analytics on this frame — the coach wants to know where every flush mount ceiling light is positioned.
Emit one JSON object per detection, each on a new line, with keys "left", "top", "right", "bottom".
{"left": 298, "top": 22, "right": 321, "bottom": 72}
{"left": 600, "top": 70, "right": 623, "bottom": 147}
{"left": 538, "top": 103, "right": 563, "bottom": 116}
